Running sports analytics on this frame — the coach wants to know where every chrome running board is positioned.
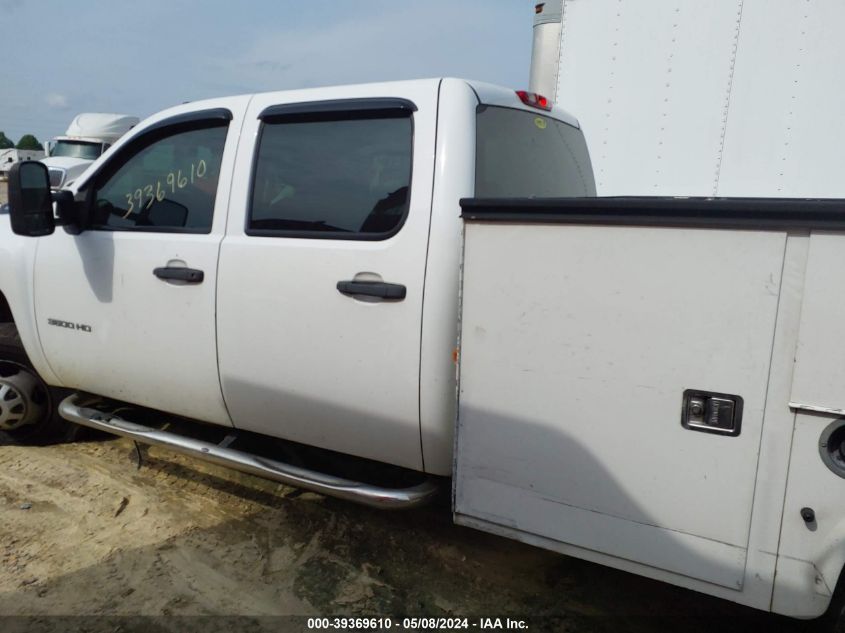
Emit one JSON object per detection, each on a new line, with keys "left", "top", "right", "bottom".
{"left": 59, "top": 393, "right": 438, "bottom": 510}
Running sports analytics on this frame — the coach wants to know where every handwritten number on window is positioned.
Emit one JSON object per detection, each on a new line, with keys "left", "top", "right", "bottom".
{"left": 121, "top": 159, "right": 208, "bottom": 219}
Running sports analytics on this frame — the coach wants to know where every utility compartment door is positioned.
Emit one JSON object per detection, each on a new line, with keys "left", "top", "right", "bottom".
{"left": 454, "top": 219, "right": 785, "bottom": 590}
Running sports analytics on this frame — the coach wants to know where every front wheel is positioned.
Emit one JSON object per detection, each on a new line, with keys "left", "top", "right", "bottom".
{"left": 0, "top": 323, "right": 78, "bottom": 444}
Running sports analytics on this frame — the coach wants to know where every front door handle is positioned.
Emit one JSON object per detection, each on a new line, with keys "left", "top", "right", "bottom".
{"left": 337, "top": 280, "right": 406, "bottom": 300}
{"left": 153, "top": 267, "right": 204, "bottom": 283}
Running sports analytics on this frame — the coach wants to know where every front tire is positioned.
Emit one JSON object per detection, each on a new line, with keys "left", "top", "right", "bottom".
{"left": 0, "top": 323, "right": 78, "bottom": 444}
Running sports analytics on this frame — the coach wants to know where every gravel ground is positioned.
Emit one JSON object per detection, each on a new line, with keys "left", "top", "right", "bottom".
{"left": 0, "top": 430, "right": 800, "bottom": 633}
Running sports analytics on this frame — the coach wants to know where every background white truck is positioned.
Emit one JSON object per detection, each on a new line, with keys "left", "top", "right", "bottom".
{"left": 529, "top": 0, "right": 845, "bottom": 198}
{"left": 42, "top": 113, "right": 139, "bottom": 189}
{"left": 0, "top": 148, "right": 45, "bottom": 176}
{"left": 1, "top": 74, "right": 844, "bottom": 629}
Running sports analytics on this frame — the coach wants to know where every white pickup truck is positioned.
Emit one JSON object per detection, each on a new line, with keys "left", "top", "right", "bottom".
{"left": 2, "top": 78, "right": 844, "bottom": 628}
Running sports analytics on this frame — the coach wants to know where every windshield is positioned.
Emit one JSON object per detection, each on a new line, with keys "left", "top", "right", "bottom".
{"left": 476, "top": 105, "right": 596, "bottom": 197}
{"left": 50, "top": 140, "right": 102, "bottom": 160}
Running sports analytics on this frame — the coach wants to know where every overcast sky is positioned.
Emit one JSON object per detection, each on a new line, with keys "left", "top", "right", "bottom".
{"left": 0, "top": 0, "right": 532, "bottom": 145}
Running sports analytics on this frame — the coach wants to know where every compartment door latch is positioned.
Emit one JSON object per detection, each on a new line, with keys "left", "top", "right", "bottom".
{"left": 682, "top": 390, "right": 743, "bottom": 437}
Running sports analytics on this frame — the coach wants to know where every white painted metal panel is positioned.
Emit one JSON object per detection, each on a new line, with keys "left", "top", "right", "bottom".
{"left": 717, "top": 1, "right": 845, "bottom": 197}
{"left": 556, "top": 0, "right": 742, "bottom": 195}
{"left": 529, "top": 1, "right": 563, "bottom": 100}
{"left": 552, "top": 0, "right": 845, "bottom": 197}
{"left": 418, "top": 79, "right": 478, "bottom": 476}
{"left": 790, "top": 233, "right": 845, "bottom": 413}
{"left": 0, "top": 221, "right": 62, "bottom": 386}
{"left": 772, "top": 412, "right": 845, "bottom": 619}
{"left": 455, "top": 222, "right": 785, "bottom": 589}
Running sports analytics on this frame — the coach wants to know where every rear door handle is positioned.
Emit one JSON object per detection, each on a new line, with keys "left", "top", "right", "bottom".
{"left": 153, "top": 267, "right": 204, "bottom": 283}
{"left": 337, "top": 280, "right": 406, "bottom": 300}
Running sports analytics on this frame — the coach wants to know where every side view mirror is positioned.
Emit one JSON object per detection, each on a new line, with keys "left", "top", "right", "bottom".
{"left": 7, "top": 161, "right": 55, "bottom": 237}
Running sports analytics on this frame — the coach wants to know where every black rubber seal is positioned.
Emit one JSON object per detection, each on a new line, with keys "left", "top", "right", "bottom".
{"left": 460, "top": 196, "right": 845, "bottom": 231}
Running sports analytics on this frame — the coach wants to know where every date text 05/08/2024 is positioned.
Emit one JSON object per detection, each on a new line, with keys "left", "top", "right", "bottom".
{"left": 307, "top": 617, "right": 529, "bottom": 630}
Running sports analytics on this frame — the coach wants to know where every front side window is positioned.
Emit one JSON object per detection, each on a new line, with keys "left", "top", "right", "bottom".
{"left": 91, "top": 125, "right": 227, "bottom": 232}
{"left": 249, "top": 115, "right": 412, "bottom": 239}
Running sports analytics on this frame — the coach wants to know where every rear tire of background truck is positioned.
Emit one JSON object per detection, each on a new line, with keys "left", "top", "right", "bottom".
{"left": 0, "top": 323, "right": 79, "bottom": 444}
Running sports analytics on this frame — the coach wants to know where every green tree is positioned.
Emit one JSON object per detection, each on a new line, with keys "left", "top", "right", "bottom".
{"left": 0, "top": 131, "right": 13, "bottom": 149}
{"left": 16, "top": 134, "right": 43, "bottom": 151}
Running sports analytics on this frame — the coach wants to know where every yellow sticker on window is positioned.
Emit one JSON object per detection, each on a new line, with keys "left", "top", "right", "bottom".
{"left": 534, "top": 117, "right": 547, "bottom": 130}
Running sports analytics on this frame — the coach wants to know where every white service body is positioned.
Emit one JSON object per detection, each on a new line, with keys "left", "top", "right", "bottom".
{"left": 455, "top": 210, "right": 844, "bottom": 619}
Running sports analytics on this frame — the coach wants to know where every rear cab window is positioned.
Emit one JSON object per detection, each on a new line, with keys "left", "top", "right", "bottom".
{"left": 475, "top": 105, "right": 596, "bottom": 197}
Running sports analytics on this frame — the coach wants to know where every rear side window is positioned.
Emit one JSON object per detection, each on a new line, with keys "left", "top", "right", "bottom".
{"left": 476, "top": 105, "right": 596, "bottom": 198}
{"left": 249, "top": 115, "right": 412, "bottom": 239}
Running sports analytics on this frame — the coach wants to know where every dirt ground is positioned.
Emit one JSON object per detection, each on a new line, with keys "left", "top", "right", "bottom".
{"left": 0, "top": 431, "right": 800, "bottom": 633}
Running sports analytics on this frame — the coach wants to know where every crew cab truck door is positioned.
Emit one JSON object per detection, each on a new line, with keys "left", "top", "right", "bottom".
{"left": 217, "top": 83, "right": 438, "bottom": 471}
{"left": 33, "top": 99, "right": 250, "bottom": 426}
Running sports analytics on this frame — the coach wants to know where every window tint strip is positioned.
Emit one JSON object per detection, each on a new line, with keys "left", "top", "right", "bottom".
{"left": 259, "top": 98, "right": 416, "bottom": 122}
{"left": 143, "top": 108, "right": 232, "bottom": 135}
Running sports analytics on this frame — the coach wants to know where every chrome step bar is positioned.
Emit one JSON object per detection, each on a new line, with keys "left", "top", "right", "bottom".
{"left": 59, "top": 393, "right": 439, "bottom": 510}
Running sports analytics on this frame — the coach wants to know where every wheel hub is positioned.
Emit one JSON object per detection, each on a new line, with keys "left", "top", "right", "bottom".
{"left": 0, "top": 366, "right": 44, "bottom": 431}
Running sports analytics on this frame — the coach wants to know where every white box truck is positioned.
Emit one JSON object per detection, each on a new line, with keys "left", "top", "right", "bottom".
{"left": 529, "top": 0, "right": 845, "bottom": 198}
